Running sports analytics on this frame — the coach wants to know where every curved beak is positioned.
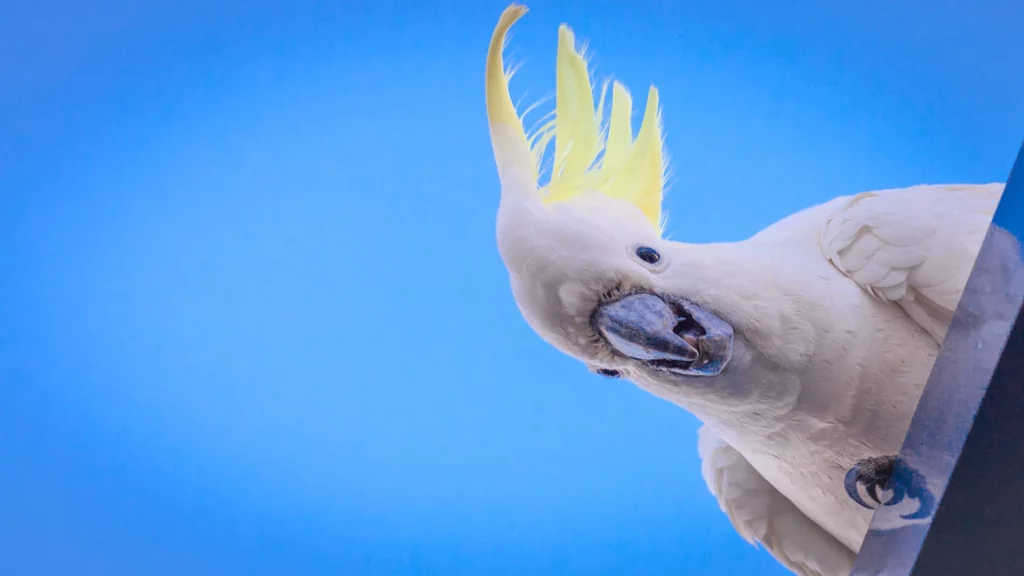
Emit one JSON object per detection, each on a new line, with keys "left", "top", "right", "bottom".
{"left": 594, "top": 293, "right": 699, "bottom": 362}
{"left": 593, "top": 293, "right": 733, "bottom": 376}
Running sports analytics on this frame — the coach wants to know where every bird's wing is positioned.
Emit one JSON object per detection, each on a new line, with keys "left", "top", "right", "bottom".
{"left": 820, "top": 183, "right": 1004, "bottom": 344}
{"left": 698, "top": 425, "right": 856, "bottom": 576}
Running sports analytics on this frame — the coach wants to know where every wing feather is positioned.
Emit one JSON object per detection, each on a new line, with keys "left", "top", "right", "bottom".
{"left": 820, "top": 183, "right": 1003, "bottom": 343}
{"left": 698, "top": 426, "right": 856, "bottom": 576}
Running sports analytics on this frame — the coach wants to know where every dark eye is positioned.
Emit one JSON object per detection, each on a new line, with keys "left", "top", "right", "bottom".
{"left": 596, "top": 368, "right": 621, "bottom": 379}
{"left": 635, "top": 245, "right": 661, "bottom": 264}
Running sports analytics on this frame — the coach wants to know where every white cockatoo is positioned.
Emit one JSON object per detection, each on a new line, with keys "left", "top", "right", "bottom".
{"left": 485, "top": 5, "right": 1005, "bottom": 575}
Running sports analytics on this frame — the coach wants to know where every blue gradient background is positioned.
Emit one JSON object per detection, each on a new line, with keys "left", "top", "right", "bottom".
{"left": 2, "top": 1, "right": 1022, "bottom": 574}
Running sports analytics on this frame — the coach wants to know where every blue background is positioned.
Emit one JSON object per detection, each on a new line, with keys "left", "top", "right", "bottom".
{"left": 2, "top": 1, "right": 1021, "bottom": 574}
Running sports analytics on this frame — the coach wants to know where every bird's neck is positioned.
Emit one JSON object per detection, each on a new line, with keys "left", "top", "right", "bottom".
{"left": 647, "top": 238, "right": 860, "bottom": 432}
{"left": 650, "top": 236, "right": 936, "bottom": 456}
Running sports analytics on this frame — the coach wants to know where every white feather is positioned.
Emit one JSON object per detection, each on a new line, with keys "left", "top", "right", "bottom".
{"left": 699, "top": 425, "right": 856, "bottom": 576}
{"left": 820, "top": 183, "right": 1003, "bottom": 344}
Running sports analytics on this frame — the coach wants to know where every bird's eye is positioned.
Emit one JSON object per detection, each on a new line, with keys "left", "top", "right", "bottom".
{"left": 635, "top": 246, "right": 661, "bottom": 265}
{"left": 596, "top": 368, "right": 621, "bottom": 379}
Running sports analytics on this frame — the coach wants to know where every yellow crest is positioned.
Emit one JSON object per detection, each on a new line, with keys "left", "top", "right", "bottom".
{"left": 485, "top": 4, "right": 668, "bottom": 233}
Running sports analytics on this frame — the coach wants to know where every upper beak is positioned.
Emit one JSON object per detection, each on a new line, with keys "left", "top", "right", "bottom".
{"left": 593, "top": 292, "right": 734, "bottom": 376}
{"left": 593, "top": 293, "right": 699, "bottom": 363}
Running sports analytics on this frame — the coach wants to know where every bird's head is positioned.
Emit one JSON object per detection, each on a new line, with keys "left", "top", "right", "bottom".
{"left": 486, "top": 5, "right": 754, "bottom": 389}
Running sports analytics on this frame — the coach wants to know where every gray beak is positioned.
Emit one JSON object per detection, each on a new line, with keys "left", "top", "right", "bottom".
{"left": 593, "top": 293, "right": 699, "bottom": 362}
{"left": 593, "top": 292, "right": 733, "bottom": 376}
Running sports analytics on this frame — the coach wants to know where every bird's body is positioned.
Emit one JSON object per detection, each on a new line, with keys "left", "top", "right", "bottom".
{"left": 484, "top": 6, "right": 1006, "bottom": 575}
{"left": 593, "top": 185, "right": 1001, "bottom": 573}
{"left": 681, "top": 195, "right": 939, "bottom": 552}
{"left": 684, "top": 185, "right": 1000, "bottom": 573}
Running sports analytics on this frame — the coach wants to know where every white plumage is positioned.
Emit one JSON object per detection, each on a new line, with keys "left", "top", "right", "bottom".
{"left": 698, "top": 426, "right": 860, "bottom": 576}
{"left": 821, "top": 184, "right": 1002, "bottom": 344}
{"left": 693, "top": 184, "right": 1002, "bottom": 575}
{"left": 483, "top": 6, "right": 1009, "bottom": 575}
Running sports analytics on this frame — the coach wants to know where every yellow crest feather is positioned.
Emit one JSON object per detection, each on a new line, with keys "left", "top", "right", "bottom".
{"left": 485, "top": 5, "right": 536, "bottom": 185}
{"left": 486, "top": 4, "right": 668, "bottom": 234}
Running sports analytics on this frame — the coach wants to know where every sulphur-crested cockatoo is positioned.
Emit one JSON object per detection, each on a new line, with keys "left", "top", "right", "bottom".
{"left": 485, "top": 5, "right": 1004, "bottom": 575}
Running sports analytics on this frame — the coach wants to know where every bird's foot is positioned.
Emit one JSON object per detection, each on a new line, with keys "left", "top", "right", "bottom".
{"left": 845, "top": 455, "right": 896, "bottom": 508}
{"left": 845, "top": 455, "right": 935, "bottom": 521}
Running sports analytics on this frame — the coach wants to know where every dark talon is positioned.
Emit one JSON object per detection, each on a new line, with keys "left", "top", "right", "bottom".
{"left": 845, "top": 455, "right": 896, "bottom": 507}
{"left": 844, "top": 455, "right": 935, "bottom": 521}
{"left": 867, "top": 483, "right": 882, "bottom": 505}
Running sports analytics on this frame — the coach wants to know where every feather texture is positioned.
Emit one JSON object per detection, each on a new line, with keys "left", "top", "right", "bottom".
{"left": 698, "top": 426, "right": 858, "bottom": 576}
{"left": 820, "top": 183, "right": 1003, "bottom": 343}
{"left": 484, "top": 4, "right": 538, "bottom": 195}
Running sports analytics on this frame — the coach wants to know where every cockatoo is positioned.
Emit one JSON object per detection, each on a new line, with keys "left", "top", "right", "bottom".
{"left": 485, "top": 5, "right": 1006, "bottom": 576}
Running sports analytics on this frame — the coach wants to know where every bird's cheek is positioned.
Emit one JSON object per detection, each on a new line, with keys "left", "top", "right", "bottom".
{"left": 557, "top": 281, "right": 603, "bottom": 318}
